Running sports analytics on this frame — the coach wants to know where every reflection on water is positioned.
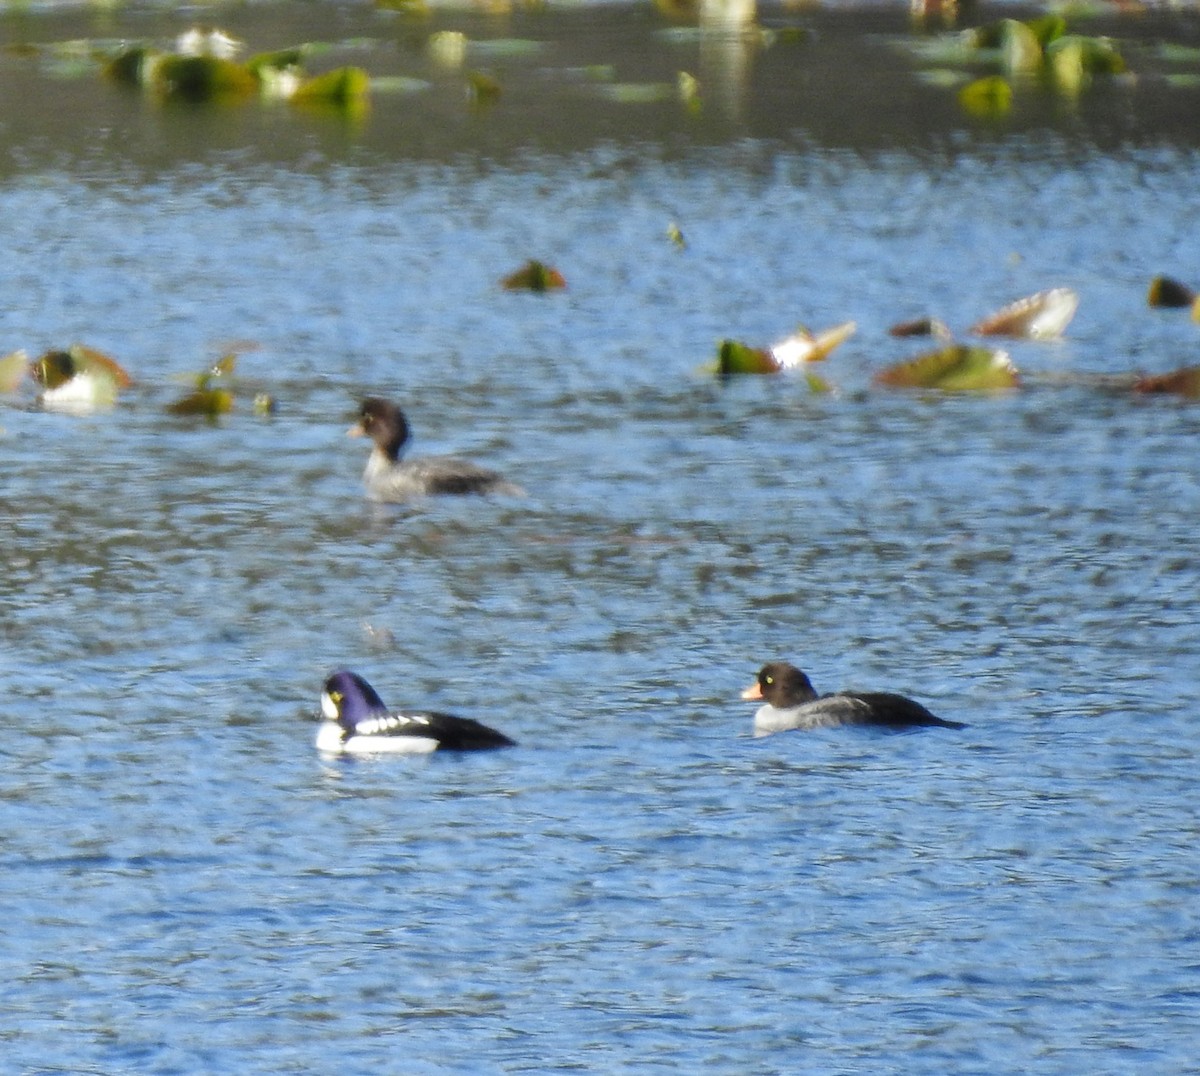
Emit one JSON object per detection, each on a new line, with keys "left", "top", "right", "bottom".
{"left": 2, "top": 1, "right": 1200, "bottom": 1072}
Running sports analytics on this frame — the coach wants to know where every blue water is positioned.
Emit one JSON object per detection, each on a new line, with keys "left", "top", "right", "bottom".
{"left": 3, "top": 1, "right": 1200, "bottom": 1070}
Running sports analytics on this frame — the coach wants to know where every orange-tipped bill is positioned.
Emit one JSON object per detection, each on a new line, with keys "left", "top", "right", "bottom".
{"left": 347, "top": 421, "right": 365, "bottom": 438}
{"left": 741, "top": 681, "right": 763, "bottom": 701}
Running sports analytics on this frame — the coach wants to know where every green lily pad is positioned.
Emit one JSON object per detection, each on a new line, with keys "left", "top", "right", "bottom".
{"left": 715, "top": 339, "right": 779, "bottom": 375}
{"left": 501, "top": 260, "right": 566, "bottom": 292}
{"left": 875, "top": 344, "right": 1019, "bottom": 391}
{"left": 292, "top": 66, "right": 371, "bottom": 111}
{"left": 958, "top": 75, "right": 1012, "bottom": 117}
{"left": 167, "top": 387, "right": 234, "bottom": 417}
{"left": 1000, "top": 19, "right": 1043, "bottom": 75}
{"left": 156, "top": 54, "right": 258, "bottom": 103}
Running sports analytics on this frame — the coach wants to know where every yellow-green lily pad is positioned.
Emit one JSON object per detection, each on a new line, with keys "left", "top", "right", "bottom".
{"left": 875, "top": 344, "right": 1019, "bottom": 391}
{"left": 958, "top": 75, "right": 1012, "bottom": 117}
{"left": 501, "top": 260, "right": 566, "bottom": 292}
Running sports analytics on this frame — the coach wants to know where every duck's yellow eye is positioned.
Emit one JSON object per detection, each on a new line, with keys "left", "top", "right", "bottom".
{"left": 331, "top": 690, "right": 342, "bottom": 703}
{"left": 765, "top": 676, "right": 773, "bottom": 685}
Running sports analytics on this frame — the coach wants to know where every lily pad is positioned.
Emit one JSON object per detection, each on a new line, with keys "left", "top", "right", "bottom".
{"left": 1000, "top": 18, "right": 1043, "bottom": 76}
{"left": 1133, "top": 366, "right": 1200, "bottom": 398}
{"left": 716, "top": 339, "right": 778, "bottom": 375}
{"left": 501, "top": 260, "right": 566, "bottom": 292}
{"left": 292, "top": 66, "right": 371, "bottom": 111}
{"left": 0, "top": 350, "right": 28, "bottom": 393}
{"left": 970, "top": 287, "right": 1078, "bottom": 339}
{"left": 875, "top": 344, "right": 1019, "bottom": 391}
{"left": 768, "top": 321, "right": 856, "bottom": 368}
{"left": 156, "top": 54, "right": 258, "bottom": 103}
{"left": 958, "top": 75, "right": 1012, "bottom": 118}
{"left": 888, "top": 316, "right": 952, "bottom": 339}
{"left": 1147, "top": 275, "right": 1196, "bottom": 309}
{"left": 168, "top": 353, "right": 238, "bottom": 416}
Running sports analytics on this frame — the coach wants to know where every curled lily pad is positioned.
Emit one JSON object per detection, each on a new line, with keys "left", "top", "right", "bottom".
{"left": 970, "top": 287, "right": 1078, "bottom": 338}
{"left": 501, "top": 260, "right": 566, "bottom": 292}
{"left": 168, "top": 387, "right": 234, "bottom": 416}
{"left": 1133, "top": 366, "right": 1200, "bottom": 398}
{"left": 888, "top": 316, "right": 952, "bottom": 339}
{"left": 0, "top": 350, "right": 28, "bottom": 393}
{"left": 1147, "top": 275, "right": 1196, "bottom": 309}
{"left": 292, "top": 66, "right": 371, "bottom": 112}
{"left": 875, "top": 344, "right": 1019, "bottom": 391}
{"left": 667, "top": 221, "right": 686, "bottom": 249}
{"left": 1000, "top": 18, "right": 1043, "bottom": 75}
{"left": 168, "top": 353, "right": 238, "bottom": 417}
{"left": 768, "top": 321, "right": 856, "bottom": 368}
{"left": 716, "top": 339, "right": 778, "bottom": 375}
{"left": 466, "top": 70, "right": 503, "bottom": 104}
{"left": 958, "top": 75, "right": 1012, "bottom": 117}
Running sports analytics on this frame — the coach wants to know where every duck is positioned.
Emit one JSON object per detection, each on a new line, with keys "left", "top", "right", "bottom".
{"left": 348, "top": 397, "right": 524, "bottom": 502}
{"left": 742, "top": 661, "right": 965, "bottom": 736}
{"left": 317, "top": 669, "right": 516, "bottom": 754}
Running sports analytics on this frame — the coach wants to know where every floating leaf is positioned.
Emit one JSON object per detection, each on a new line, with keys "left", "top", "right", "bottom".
{"left": 167, "top": 387, "right": 234, "bottom": 417}
{"left": 889, "top": 316, "right": 953, "bottom": 339}
{"left": 875, "top": 344, "right": 1019, "bottom": 391}
{"left": 466, "top": 70, "right": 503, "bottom": 104}
{"left": 1000, "top": 18, "right": 1043, "bottom": 75}
{"left": 253, "top": 393, "right": 277, "bottom": 416}
{"left": 501, "top": 260, "right": 566, "bottom": 292}
{"left": 667, "top": 221, "right": 687, "bottom": 250}
{"left": 716, "top": 339, "right": 778, "bottom": 375}
{"left": 156, "top": 54, "right": 258, "bottom": 103}
{"left": 958, "top": 75, "right": 1012, "bottom": 117}
{"left": 428, "top": 31, "right": 468, "bottom": 68}
{"left": 768, "top": 321, "right": 856, "bottom": 368}
{"left": 1133, "top": 366, "right": 1200, "bottom": 398}
{"left": 0, "top": 350, "right": 28, "bottom": 393}
{"left": 593, "top": 82, "right": 673, "bottom": 104}
{"left": 1147, "top": 275, "right": 1196, "bottom": 309}
{"left": 970, "top": 287, "right": 1078, "bottom": 338}
{"left": 106, "top": 46, "right": 165, "bottom": 88}
{"left": 292, "top": 66, "right": 371, "bottom": 112}
{"left": 677, "top": 70, "right": 701, "bottom": 110}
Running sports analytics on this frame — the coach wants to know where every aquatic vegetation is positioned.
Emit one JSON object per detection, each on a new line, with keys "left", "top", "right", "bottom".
{"left": 889, "top": 316, "right": 953, "bottom": 339}
{"left": 1132, "top": 366, "right": 1200, "bottom": 398}
{"left": 713, "top": 322, "right": 855, "bottom": 377}
{"left": 167, "top": 354, "right": 238, "bottom": 418}
{"left": 291, "top": 67, "right": 371, "bottom": 114}
{"left": 970, "top": 288, "right": 1079, "bottom": 339}
{"left": 875, "top": 344, "right": 1019, "bottom": 391}
{"left": 958, "top": 75, "right": 1012, "bottom": 117}
{"left": 501, "top": 260, "right": 566, "bottom": 292}
{"left": 0, "top": 351, "right": 28, "bottom": 393}
{"left": 1147, "top": 275, "right": 1196, "bottom": 309}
